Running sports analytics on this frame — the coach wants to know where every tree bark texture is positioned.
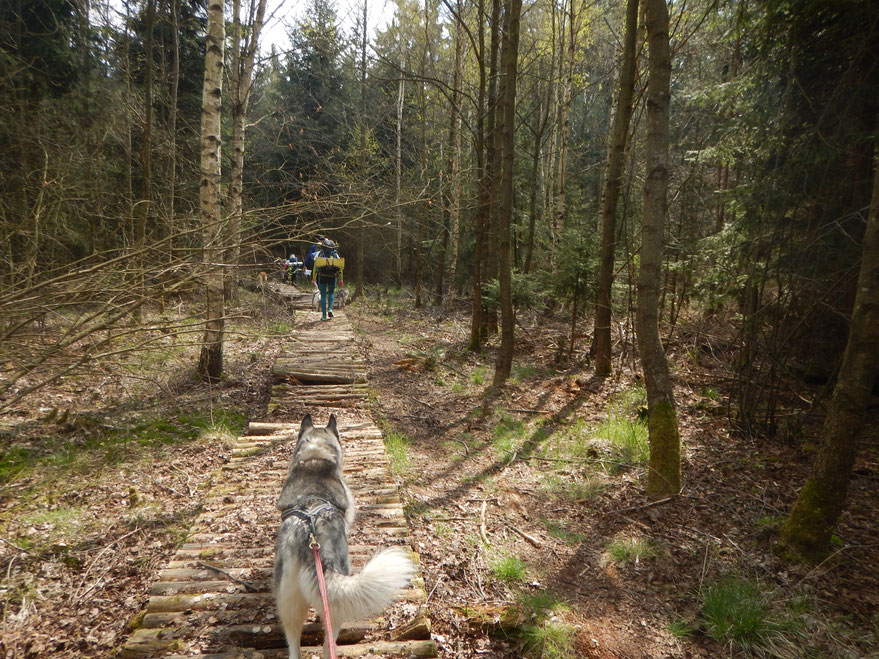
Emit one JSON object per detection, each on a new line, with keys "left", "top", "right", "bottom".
{"left": 484, "top": 0, "right": 502, "bottom": 335}
{"left": 444, "top": 4, "right": 464, "bottom": 307}
{"left": 554, "top": 0, "right": 577, "bottom": 243}
{"left": 469, "top": 0, "right": 493, "bottom": 351}
{"left": 395, "top": 43, "right": 404, "bottom": 285}
{"left": 782, "top": 144, "right": 879, "bottom": 560}
{"left": 226, "top": 0, "right": 267, "bottom": 303}
{"left": 637, "top": 0, "right": 681, "bottom": 498}
{"left": 167, "top": 0, "right": 180, "bottom": 227}
{"left": 494, "top": 0, "right": 523, "bottom": 387}
{"left": 196, "top": 0, "right": 225, "bottom": 382}
{"left": 593, "top": 0, "right": 639, "bottom": 377}
{"left": 354, "top": 0, "right": 368, "bottom": 302}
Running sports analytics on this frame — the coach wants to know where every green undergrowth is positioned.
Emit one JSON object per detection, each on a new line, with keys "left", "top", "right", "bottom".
{"left": 0, "top": 409, "right": 244, "bottom": 488}
{"left": 697, "top": 573, "right": 810, "bottom": 656}
{"left": 604, "top": 533, "right": 659, "bottom": 564}
{"left": 514, "top": 591, "right": 577, "bottom": 658}
{"left": 592, "top": 386, "right": 649, "bottom": 465}
{"left": 492, "top": 412, "right": 526, "bottom": 458}
{"left": 383, "top": 429, "right": 411, "bottom": 476}
{"left": 490, "top": 554, "right": 528, "bottom": 583}
{"left": 0, "top": 406, "right": 231, "bottom": 552}
{"left": 543, "top": 519, "right": 586, "bottom": 545}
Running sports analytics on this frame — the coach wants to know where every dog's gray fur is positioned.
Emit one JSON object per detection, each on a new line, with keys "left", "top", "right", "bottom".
{"left": 274, "top": 414, "right": 415, "bottom": 659}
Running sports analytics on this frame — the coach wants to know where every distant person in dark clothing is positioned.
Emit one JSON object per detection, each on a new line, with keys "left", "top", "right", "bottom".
{"left": 312, "top": 238, "right": 344, "bottom": 321}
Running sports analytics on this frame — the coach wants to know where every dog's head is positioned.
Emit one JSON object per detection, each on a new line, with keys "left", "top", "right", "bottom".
{"left": 292, "top": 413, "right": 343, "bottom": 473}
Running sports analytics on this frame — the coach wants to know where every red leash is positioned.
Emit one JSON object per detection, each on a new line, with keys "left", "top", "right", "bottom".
{"left": 310, "top": 533, "right": 337, "bottom": 659}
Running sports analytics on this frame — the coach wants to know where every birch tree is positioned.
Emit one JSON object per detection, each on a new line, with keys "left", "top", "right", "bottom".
{"left": 196, "top": 0, "right": 225, "bottom": 381}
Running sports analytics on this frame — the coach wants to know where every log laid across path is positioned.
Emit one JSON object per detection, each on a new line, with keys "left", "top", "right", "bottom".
{"left": 121, "top": 299, "right": 437, "bottom": 658}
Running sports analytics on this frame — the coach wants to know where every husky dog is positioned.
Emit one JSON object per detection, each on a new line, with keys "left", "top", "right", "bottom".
{"left": 274, "top": 414, "right": 415, "bottom": 659}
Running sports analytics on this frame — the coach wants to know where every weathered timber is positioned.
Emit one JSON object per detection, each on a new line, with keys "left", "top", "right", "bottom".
{"left": 271, "top": 368, "right": 366, "bottom": 384}
{"left": 161, "top": 640, "right": 439, "bottom": 658}
{"left": 390, "top": 612, "right": 432, "bottom": 641}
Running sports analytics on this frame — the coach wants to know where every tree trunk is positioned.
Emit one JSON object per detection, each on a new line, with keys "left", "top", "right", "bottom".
{"left": 167, "top": 0, "right": 180, "bottom": 231}
{"left": 523, "top": 101, "right": 545, "bottom": 273}
{"left": 196, "top": 0, "right": 226, "bottom": 382}
{"left": 226, "top": 0, "right": 267, "bottom": 304}
{"left": 484, "top": 0, "right": 502, "bottom": 335}
{"left": 636, "top": 0, "right": 681, "bottom": 498}
{"left": 354, "top": 0, "right": 368, "bottom": 302}
{"left": 592, "top": 0, "right": 639, "bottom": 377}
{"left": 137, "top": 0, "right": 154, "bottom": 249}
{"left": 781, "top": 144, "right": 879, "bottom": 561}
{"left": 493, "top": 0, "right": 523, "bottom": 387}
{"left": 554, "top": 0, "right": 577, "bottom": 242}
{"left": 444, "top": 5, "right": 464, "bottom": 307}
{"left": 469, "top": 0, "right": 490, "bottom": 351}
{"left": 544, "top": 0, "right": 561, "bottom": 261}
{"left": 395, "top": 39, "right": 404, "bottom": 286}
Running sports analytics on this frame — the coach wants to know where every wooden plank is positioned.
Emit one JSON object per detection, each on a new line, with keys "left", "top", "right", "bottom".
{"left": 270, "top": 368, "right": 365, "bottom": 384}
{"left": 159, "top": 640, "right": 438, "bottom": 658}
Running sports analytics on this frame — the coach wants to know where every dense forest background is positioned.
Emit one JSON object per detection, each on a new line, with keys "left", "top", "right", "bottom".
{"left": 1, "top": 0, "right": 879, "bottom": 654}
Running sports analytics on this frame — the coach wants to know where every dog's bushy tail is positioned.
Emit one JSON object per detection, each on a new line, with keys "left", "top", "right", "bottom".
{"left": 324, "top": 547, "right": 415, "bottom": 622}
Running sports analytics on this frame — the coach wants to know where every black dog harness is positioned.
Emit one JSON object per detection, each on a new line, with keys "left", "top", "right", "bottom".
{"left": 280, "top": 497, "right": 342, "bottom": 538}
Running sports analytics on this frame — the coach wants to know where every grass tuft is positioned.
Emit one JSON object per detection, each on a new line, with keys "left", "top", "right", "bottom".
{"left": 383, "top": 431, "right": 410, "bottom": 475}
{"left": 490, "top": 554, "right": 528, "bottom": 583}
{"left": 667, "top": 619, "right": 697, "bottom": 638}
{"left": 471, "top": 365, "right": 488, "bottom": 385}
{"left": 543, "top": 519, "right": 586, "bottom": 545}
{"left": 492, "top": 412, "right": 526, "bottom": 457}
{"left": 515, "top": 591, "right": 576, "bottom": 659}
{"left": 699, "top": 574, "right": 807, "bottom": 655}
{"left": 605, "top": 534, "right": 658, "bottom": 564}
{"left": 539, "top": 472, "right": 605, "bottom": 502}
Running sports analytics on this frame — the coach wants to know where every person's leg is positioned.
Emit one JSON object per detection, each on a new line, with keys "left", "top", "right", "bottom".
{"left": 318, "top": 279, "right": 328, "bottom": 319}
{"left": 327, "top": 280, "right": 336, "bottom": 317}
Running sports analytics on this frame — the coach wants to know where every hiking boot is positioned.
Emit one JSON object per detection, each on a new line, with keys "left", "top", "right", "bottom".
{"left": 328, "top": 310, "right": 334, "bottom": 318}
{"left": 321, "top": 314, "right": 328, "bottom": 321}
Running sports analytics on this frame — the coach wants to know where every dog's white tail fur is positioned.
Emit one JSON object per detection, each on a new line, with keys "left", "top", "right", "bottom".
{"left": 304, "top": 547, "right": 414, "bottom": 624}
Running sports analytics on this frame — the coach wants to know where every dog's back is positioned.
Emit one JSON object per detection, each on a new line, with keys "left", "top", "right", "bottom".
{"left": 273, "top": 415, "right": 414, "bottom": 659}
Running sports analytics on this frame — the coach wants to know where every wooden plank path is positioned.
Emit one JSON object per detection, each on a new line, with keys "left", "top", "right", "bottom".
{"left": 121, "top": 308, "right": 437, "bottom": 658}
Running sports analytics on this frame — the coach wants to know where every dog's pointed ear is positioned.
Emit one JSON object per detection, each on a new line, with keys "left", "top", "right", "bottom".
{"left": 299, "top": 414, "right": 314, "bottom": 438}
{"left": 327, "top": 413, "right": 339, "bottom": 437}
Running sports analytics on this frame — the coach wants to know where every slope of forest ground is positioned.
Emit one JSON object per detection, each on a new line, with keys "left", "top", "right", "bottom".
{"left": 0, "top": 287, "right": 877, "bottom": 658}
{"left": 351, "top": 294, "right": 879, "bottom": 658}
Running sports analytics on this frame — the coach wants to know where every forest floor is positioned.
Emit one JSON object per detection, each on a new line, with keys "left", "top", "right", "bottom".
{"left": 1, "top": 288, "right": 878, "bottom": 658}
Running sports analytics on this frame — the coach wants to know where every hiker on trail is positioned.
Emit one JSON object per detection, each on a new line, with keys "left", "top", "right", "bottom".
{"left": 312, "top": 238, "right": 344, "bottom": 321}
{"left": 284, "top": 254, "right": 302, "bottom": 284}
{"left": 304, "top": 236, "right": 324, "bottom": 278}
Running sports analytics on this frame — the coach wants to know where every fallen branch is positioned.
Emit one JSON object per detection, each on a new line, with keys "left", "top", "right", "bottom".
{"left": 503, "top": 407, "right": 550, "bottom": 415}
{"left": 0, "top": 537, "right": 30, "bottom": 553}
{"left": 426, "top": 573, "right": 444, "bottom": 603}
{"left": 606, "top": 496, "right": 676, "bottom": 517}
{"left": 504, "top": 523, "right": 542, "bottom": 548}
{"left": 196, "top": 561, "right": 259, "bottom": 592}
{"left": 479, "top": 500, "right": 490, "bottom": 546}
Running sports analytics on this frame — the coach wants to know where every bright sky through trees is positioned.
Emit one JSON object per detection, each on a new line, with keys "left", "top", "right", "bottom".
{"left": 260, "top": 0, "right": 396, "bottom": 56}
